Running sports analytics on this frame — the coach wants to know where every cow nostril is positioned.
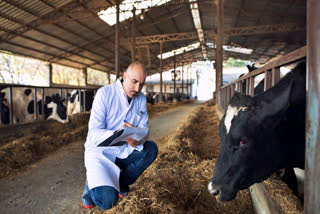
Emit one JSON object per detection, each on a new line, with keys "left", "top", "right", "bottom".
{"left": 208, "top": 181, "right": 220, "bottom": 196}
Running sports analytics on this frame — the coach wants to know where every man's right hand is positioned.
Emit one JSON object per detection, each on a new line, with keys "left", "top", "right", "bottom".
{"left": 123, "top": 121, "right": 134, "bottom": 128}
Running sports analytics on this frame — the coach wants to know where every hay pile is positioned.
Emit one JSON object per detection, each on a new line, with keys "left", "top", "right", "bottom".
{"left": 0, "top": 102, "right": 189, "bottom": 179}
{"left": 93, "top": 102, "right": 254, "bottom": 214}
{"left": 0, "top": 113, "right": 89, "bottom": 178}
{"left": 264, "top": 175, "right": 303, "bottom": 214}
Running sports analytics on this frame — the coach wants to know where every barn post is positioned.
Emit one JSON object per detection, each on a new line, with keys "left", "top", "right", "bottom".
{"left": 186, "top": 67, "right": 189, "bottom": 97}
{"left": 305, "top": 0, "right": 320, "bottom": 213}
{"left": 48, "top": 63, "right": 53, "bottom": 87}
{"left": 173, "top": 52, "right": 176, "bottom": 96}
{"left": 271, "top": 67, "right": 280, "bottom": 86}
{"left": 108, "top": 71, "right": 111, "bottom": 84}
{"left": 182, "top": 62, "right": 184, "bottom": 98}
{"left": 33, "top": 88, "right": 37, "bottom": 120}
{"left": 41, "top": 88, "right": 45, "bottom": 120}
{"left": 215, "top": 0, "right": 224, "bottom": 113}
{"left": 160, "top": 41, "right": 163, "bottom": 103}
{"left": 8, "top": 87, "right": 13, "bottom": 124}
{"left": 264, "top": 70, "right": 272, "bottom": 91}
{"left": 83, "top": 67, "right": 87, "bottom": 87}
{"left": 115, "top": 0, "right": 120, "bottom": 79}
{"left": 131, "top": 6, "right": 136, "bottom": 62}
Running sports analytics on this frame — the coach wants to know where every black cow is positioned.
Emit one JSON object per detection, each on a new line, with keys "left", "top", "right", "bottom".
{"left": 146, "top": 93, "right": 155, "bottom": 105}
{"left": 239, "top": 64, "right": 264, "bottom": 95}
{"left": 67, "top": 89, "right": 95, "bottom": 114}
{"left": 208, "top": 62, "right": 306, "bottom": 202}
{"left": 0, "top": 92, "right": 9, "bottom": 125}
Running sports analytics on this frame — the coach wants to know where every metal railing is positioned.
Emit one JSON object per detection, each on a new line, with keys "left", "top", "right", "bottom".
{"left": 220, "top": 46, "right": 306, "bottom": 111}
{"left": 0, "top": 83, "right": 100, "bottom": 125}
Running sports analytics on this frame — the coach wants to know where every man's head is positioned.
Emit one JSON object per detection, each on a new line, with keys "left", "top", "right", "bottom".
{"left": 122, "top": 62, "right": 146, "bottom": 98}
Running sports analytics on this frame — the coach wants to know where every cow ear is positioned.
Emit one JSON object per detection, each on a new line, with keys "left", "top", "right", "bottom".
{"left": 255, "top": 81, "right": 293, "bottom": 121}
{"left": 45, "top": 96, "right": 52, "bottom": 104}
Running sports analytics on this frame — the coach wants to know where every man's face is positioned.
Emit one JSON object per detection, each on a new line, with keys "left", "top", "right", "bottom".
{"left": 122, "top": 64, "right": 146, "bottom": 98}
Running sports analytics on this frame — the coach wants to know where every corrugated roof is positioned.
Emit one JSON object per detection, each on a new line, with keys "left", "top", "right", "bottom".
{"left": 0, "top": 0, "right": 306, "bottom": 75}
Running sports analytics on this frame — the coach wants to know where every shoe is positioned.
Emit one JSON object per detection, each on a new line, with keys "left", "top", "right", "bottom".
{"left": 118, "top": 191, "right": 127, "bottom": 198}
{"left": 82, "top": 181, "right": 95, "bottom": 209}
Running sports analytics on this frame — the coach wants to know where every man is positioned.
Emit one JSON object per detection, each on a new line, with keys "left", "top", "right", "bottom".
{"left": 82, "top": 62, "right": 158, "bottom": 210}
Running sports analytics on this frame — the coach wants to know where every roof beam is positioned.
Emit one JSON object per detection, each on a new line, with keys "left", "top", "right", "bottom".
{"left": 121, "top": 23, "right": 305, "bottom": 44}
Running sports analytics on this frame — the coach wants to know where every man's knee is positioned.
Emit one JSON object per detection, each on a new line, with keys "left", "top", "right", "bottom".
{"left": 144, "top": 140, "right": 158, "bottom": 161}
{"left": 90, "top": 186, "right": 118, "bottom": 210}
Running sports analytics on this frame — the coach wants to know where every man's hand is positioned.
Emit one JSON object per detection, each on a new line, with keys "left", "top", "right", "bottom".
{"left": 126, "top": 137, "right": 140, "bottom": 148}
{"left": 123, "top": 121, "right": 134, "bottom": 128}
{"left": 123, "top": 121, "right": 140, "bottom": 147}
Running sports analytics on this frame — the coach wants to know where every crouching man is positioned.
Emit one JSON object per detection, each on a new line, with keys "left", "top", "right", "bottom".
{"left": 82, "top": 62, "right": 158, "bottom": 210}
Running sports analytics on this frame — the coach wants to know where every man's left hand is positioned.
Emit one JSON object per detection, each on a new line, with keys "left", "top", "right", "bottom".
{"left": 126, "top": 137, "right": 140, "bottom": 148}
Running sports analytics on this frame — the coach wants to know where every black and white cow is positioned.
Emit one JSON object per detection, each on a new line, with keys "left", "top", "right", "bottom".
{"left": 1, "top": 88, "right": 68, "bottom": 124}
{"left": 239, "top": 64, "right": 264, "bottom": 95}
{"left": 208, "top": 62, "right": 306, "bottom": 202}
{"left": 67, "top": 89, "right": 94, "bottom": 115}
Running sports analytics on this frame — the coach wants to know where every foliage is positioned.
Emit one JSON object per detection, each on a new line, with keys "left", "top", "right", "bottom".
{"left": 0, "top": 52, "right": 48, "bottom": 86}
{"left": 52, "top": 64, "right": 85, "bottom": 86}
{"left": 223, "top": 58, "right": 252, "bottom": 68}
{"left": 87, "top": 68, "right": 108, "bottom": 85}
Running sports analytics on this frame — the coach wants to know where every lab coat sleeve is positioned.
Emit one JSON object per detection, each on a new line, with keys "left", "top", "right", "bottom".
{"left": 87, "top": 88, "right": 115, "bottom": 147}
{"left": 137, "top": 96, "right": 149, "bottom": 143}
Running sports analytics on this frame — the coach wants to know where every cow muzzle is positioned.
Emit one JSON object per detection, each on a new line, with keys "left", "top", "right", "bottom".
{"left": 208, "top": 181, "right": 223, "bottom": 202}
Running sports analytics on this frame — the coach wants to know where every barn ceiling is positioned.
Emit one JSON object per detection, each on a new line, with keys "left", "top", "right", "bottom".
{"left": 0, "top": 0, "right": 306, "bottom": 75}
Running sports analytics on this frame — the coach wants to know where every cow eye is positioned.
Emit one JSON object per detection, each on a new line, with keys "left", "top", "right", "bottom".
{"left": 240, "top": 139, "right": 247, "bottom": 147}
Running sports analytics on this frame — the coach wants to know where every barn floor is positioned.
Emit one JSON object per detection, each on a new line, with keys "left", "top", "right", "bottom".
{"left": 0, "top": 101, "right": 254, "bottom": 214}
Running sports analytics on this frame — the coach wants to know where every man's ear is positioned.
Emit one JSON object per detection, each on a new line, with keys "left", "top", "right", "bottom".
{"left": 123, "top": 71, "right": 127, "bottom": 80}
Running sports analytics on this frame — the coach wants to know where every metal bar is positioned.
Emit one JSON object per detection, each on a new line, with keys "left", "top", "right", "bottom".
{"left": 305, "top": 0, "right": 320, "bottom": 212}
{"left": 132, "top": 6, "right": 136, "bottom": 62}
{"left": 115, "top": 0, "right": 120, "bottom": 79}
{"left": 223, "top": 46, "right": 306, "bottom": 88}
{"left": 216, "top": 0, "right": 224, "bottom": 106}
{"left": 173, "top": 53, "right": 176, "bottom": 96}
{"left": 41, "top": 88, "right": 45, "bottom": 120}
{"left": 264, "top": 70, "right": 272, "bottom": 91}
{"left": 34, "top": 88, "right": 38, "bottom": 120}
{"left": 83, "top": 90, "right": 86, "bottom": 112}
{"left": 182, "top": 62, "right": 184, "bottom": 96}
{"left": 245, "top": 78, "right": 250, "bottom": 95}
{"left": 160, "top": 42, "right": 163, "bottom": 102}
{"left": 249, "top": 77, "right": 255, "bottom": 96}
{"left": 272, "top": 67, "right": 280, "bottom": 86}
{"left": 9, "top": 87, "right": 13, "bottom": 124}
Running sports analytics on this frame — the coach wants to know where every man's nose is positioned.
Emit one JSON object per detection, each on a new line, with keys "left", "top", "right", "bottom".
{"left": 134, "top": 83, "right": 140, "bottom": 91}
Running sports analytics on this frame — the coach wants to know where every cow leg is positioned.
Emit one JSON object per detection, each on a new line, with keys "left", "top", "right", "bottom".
{"left": 281, "top": 167, "right": 299, "bottom": 198}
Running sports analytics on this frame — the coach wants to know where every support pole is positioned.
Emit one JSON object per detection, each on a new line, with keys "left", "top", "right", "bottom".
{"left": 160, "top": 41, "right": 163, "bottom": 102}
{"left": 48, "top": 63, "right": 53, "bottom": 86}
{"left": 182, "top": 62, "right": 184, "bottom": 97}
{"left": 173, "top": 53, "right": 176, "bottom": 96}
{"left": 305, "top": 0, "right": 320, "bottom": 213}
{"left": 216, "top": 0, "right": 224, "bottom": 108}
{"left": 83, "top": 67, "right": 87, "bottom": 86}
{"left": 132, "top": 6, "right": 136, "bottom": 62}
{"left": 115, "top": 0, "right": 120, "bottom": 79}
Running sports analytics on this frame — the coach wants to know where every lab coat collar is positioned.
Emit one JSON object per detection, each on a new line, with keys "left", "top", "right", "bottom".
{"left": 116, "top": 78, "right": 135, "bottom": 106}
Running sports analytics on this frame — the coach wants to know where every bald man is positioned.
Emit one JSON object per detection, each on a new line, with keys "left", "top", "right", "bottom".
{"left": 82, "top": 62, "right": 158, "bottom": 210}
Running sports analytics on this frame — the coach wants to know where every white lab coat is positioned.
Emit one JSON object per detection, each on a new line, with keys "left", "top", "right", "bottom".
{"left": 84, "top": 79, "right": 149, "bottom": 191}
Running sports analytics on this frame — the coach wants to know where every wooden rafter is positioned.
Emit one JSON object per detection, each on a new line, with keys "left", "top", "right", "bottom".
{"left": 121, "top": 23, "right": 305, "bottom": 45}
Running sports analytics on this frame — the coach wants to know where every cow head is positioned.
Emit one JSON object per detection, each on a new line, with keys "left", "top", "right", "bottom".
{"left": 208, "top": 81, "right": 293, "bottom": 202}
{"left": 43, "top": 94, "right": 68, "bottom": 123}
